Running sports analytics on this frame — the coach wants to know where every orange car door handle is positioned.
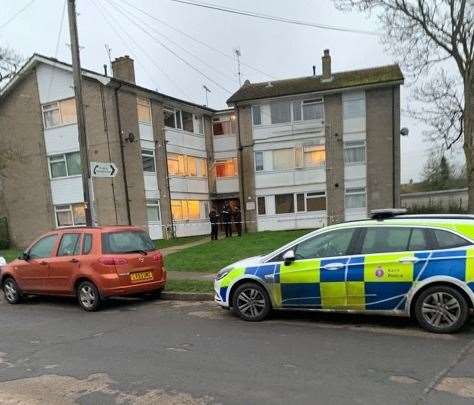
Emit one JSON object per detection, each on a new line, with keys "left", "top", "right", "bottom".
{"left": 70, "top": 258, "right": 79, "bottom": 263}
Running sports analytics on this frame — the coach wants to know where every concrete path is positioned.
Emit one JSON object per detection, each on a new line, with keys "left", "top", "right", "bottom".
{"left": 159, "top": 237, "right": 210, "bottom": 257}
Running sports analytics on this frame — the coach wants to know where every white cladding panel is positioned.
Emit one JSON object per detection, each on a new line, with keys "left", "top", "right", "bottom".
{"left": 213, "top": 135, "right": 236, "bottom": 154}
{"left": 139, "top": 123, "right": 154, "bottom": 142}
{"left": 216, "top": 178, "right": 239, "bottom": 194}
{"left": 50, "top": 176, "right": 84, "bottom": 205}
{"left": 174, "top": 221, "right": 210, "bottom": 237}
{"left": 257, "top": 212, "right": 326, "bottom": 231}
{"left": 344, "top": 164, "right": 366, "bottom": 181}
{"left": 169, "top": 177, "right": 208, "bottom": 194}
{"left": 36, "top": 64, "right": 74, "bottom": 104}
{"left": 148, "top": 223, "right": 163, "bottom": 240}
{"left": 345, "top": 208, "right": 367, "bottom": 222}
{"left": 255, "top": 168, "right": 326, "bottom": 189}
{"left": 166, "top": 128, "right": 206, "bottom": 153}
{"left": 144, "top": 173, "right": 159, "bottom": 199}
{"left": 44, "top": 125, "right": 79, "bottom": 155}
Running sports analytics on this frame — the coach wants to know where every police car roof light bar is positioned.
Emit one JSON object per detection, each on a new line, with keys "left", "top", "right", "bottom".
{"left": 370, "top": 208, "right": 407, "bottom": 221}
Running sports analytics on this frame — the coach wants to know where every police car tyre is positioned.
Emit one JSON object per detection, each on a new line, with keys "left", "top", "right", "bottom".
{"left": 77, "top": 281, "right": 101, "bottom": 312}
{"left": 2, "top": 277, "right": 21, "bottom": 304}
{"left": 232, "top": 282, "right": 271, "bottom": 322}
{"left": 414, "top": 285, "right": 469, "bottom": 333}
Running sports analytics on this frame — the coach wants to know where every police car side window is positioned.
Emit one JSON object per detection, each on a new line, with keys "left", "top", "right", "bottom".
{"left": 408, "top": 228, "right": 430, "bottom": 251}
{"left": 294, "top": 228, "right": 355, "bottom": 259}
{"left": 433, "top": 229, "right": 470, "bottom": 250}
{"left": 360, "top": 227, "right": 411, "bottom": 254}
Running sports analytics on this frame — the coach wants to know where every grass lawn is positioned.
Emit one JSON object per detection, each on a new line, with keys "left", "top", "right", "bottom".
{"left": 165, "top": 229, "right": 311, "bottom": 273}
{"left": 165, "top": 279, "right": 213, "bottom": 293}
{"left": 0, "top": 249, "right": 21, "bottom": 263}
{"left": 155, "top": 235, "right": 207, "bottom": 249}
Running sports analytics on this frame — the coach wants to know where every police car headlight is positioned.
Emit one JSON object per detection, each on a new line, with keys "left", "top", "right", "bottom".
{"left": 216, "top": 266, "right": 233, "bottom": 280}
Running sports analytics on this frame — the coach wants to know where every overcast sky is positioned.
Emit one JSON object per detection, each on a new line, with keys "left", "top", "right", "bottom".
{"left": 0, "top": 0, "right": 465, "bottom": 182}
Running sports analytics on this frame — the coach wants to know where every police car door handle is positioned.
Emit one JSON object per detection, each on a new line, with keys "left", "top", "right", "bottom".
{"left": 398, "top": 257, "right": 419, "bottom": 264}
{"left": 322, "top": 263, "right": 345, "bottom": 271}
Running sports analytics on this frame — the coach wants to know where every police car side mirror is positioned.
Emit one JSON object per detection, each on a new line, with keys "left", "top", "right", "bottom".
{"left": 283, "top": 250, "right": 295, "bottom": 266}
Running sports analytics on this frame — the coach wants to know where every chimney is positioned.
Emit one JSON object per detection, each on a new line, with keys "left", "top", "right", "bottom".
{"left": 322, "top": 49, "right": 332, "bottom": 81}
{"left": 111, "top": 55, "right": 135, "bottom": 83}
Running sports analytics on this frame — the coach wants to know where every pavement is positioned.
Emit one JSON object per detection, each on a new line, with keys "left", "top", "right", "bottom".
{"left": 159, "top": 238, "right": 210, "bottom": 257}
{"left": 1, "top": 294, "right": 474, "bottom": 404}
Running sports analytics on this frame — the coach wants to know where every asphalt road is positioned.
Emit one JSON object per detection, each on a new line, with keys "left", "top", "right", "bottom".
{"left": 1, "top": 294, "right": 474, "bottom": 404}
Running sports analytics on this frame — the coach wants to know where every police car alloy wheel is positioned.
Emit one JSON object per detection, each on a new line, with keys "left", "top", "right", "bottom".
{"left": 3, "top": 278, "right": 21, "bottom": 304}
{"left": 414, "top": 286, "right": 469, "bottom": 333}
{"left": 232, "top": 282, "right": 271, "bottom": 321}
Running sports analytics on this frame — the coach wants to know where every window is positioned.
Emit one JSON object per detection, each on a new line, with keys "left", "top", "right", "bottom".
{"left": 167, "top": 154, "right": 206, "bottom": 177}
{"left": 58, "top": 233, "right": 81, "bottom": 256}
{"left": 270, "top": 101, "right": 291, "bottom": 124}
{"left": 215, "top": 159, "right": 237, "bottom": 177}
{"left": 42, "top": 98, "right": 77, "bottom": 128}
{"left": 255, "top": 152, "right": 264, "bottom": 172}
{"left": 293, "top": 101, "right": 302, "bottom": 121}
{"left": 302, "top": 99, "right": 324, "bottom": 121}
{"left": 29, "top": 234, "right": 57, "bottom": 259}
{"left": 361, "top": 227, "right": 412, "bottom": 254}
{"left": 344, "top": 98, "right": 364, "bottom": 119}
{"left": 55, "top": 203, "right": 86, "bottom": 227}
{"left": 137, "top": 97, "right": 152, "bottom": 124}
{"left": 141, "top": 149, "right": 156, "bottom": 173}
{"left": 294, "top": 228, "right": 355, "bottom": 259}
{"left": 186, "top": 156, "right": 198, "bottom": 177}
{"left": 275, "top": 194, "right": 294, "bottom": 214}
{"left": 433, "top": 229, "right": 470, "bottom": 249}
{"left": 273, "top": 148, "right": 294, "bottom": 170}
{"left": 306, "top": 192, "right": 326, "bottom": 211}
{"left": 194, "top": 115, "right": 204, "bottom": 135}
{"left": 344, "top": 141, "right": 366, "bottom": 164}
{"left": 257, "top": 197, "right": 266, "bottom": 215}
{"left": 49, "top": 152, "right": 82, "bottom": 178}
{"left": 304, "top": 146, "right": 325, "bottom": 167}
{"left": 182, "top": 111, "right": 194, "bottom": 132}
{"left": 171, "top": 200, "right": 206, "bottom": 221}
{"left": 164, "top": 108, "right": 176, "bottom": 128}
{"left": 168, "top": 153, "right": 186, "bottom": 176}
{"left": 102, "top": 231, "right": 155, "bottom": 254}
{"left": 296, "top": 193, "right": 305, "bottom": 212}
{"left": 252, "top": 105, "right": 262, "bottom": 126}
{"left": 82, "top": 233, "right": 93, "bottom": 255}
{"left": 345, "top": 187, "right": 366, "bottom": 209}
{"left": 213, "top": 119, "right": 232, "bottom": 135}
{"left": 146, "top": 199, "right": 161, "bottom": 222}
{"left": 408, "top": 228, "right": 430, "bottom": 251}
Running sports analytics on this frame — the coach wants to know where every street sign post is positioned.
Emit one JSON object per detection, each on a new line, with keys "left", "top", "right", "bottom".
{"left": 90, "top": 162, "right": 118, "bottom": 178}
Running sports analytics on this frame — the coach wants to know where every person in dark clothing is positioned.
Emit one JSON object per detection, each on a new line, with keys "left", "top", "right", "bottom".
{"left": 209, "top": 210, "right": 219, "bottom": 240}
{"left": 221, "top": 204, "right": 232, "bottom": 237}
{"left": 233, "top": 207, "right": 242, "bottom": 236}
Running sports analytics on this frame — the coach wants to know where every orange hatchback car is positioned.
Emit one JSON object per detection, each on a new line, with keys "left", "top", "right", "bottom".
{"left": 0, "top": 226, "right": 166, "bottom": 311}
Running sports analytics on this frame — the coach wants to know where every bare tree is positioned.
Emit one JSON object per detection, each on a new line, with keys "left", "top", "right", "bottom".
{"left": 0, "top": 47, "right": 22, "bottom": 88}
{"left": 334, "top": 0, "right": 474, "bottom": 211}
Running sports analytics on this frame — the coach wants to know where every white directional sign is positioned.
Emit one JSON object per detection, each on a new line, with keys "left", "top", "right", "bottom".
{"left": 91, "top": 162, "right": 118, "bottom": 178}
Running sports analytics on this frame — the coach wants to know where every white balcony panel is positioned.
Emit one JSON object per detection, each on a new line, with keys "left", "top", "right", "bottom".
{"left": 36, "top": 64, "right": 74, "bottom": 104}
{"left": 255, "top": 168, "right": 326, "bottom": 190}
{"left": 139, "top": 123, "right": 154, "bottom": 142}
{"left": 166, "top": 128, "right": 206, "bottom": 153}
{"left": 344, "top": 132, "right": 366, "bottom": 142}
{"left": 44, "top": 125, "right": 79, "bottom": 155}
{"left": 214, "top": 151, "right": 237, "bottom": 160}
{"left": 148, "top": 222, "right": 163, "bottom": 240}
{"left": 345, "top": 178, "right": 366, "bottom": 189}
{"left": 257, "top": 212, "right": 326, "bottom": 232}
{"left": 50, "top": 176, "right": 84, "bottom": 205}
{"left": 144, "top": 173, "right": 159, "bottom": 199}
{"left": 213, "top": 135, "right": 236, "bottom": 153}
{"left": 344, "top": 164, "right": 366, "bottom": 181}
{"left": 169, "top": 177, "right": 208, "bottom": 194}
{"left": 216, "top": 177, "right": 239, "bottom": 194}
{"left": 345, "top": 208, "right": 367, "bottom": 222}
{"left": 174, "top": 220, "right": 210, "bottom": 237}
{"left": 253, "top": 121, "right": 324, "bottom": 143}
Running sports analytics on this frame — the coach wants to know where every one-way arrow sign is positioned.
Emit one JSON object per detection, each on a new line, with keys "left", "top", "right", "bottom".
{"left": 91, "top": 162, "right": 118, "bottom": 178}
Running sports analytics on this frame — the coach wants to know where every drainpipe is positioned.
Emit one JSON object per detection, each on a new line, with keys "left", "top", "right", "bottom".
{"left": 162, "top": 129, "right": 175, "bottom": 238}
{"left": 236, "top": 105, "right": 246, "bottom": 232}
{"left": 392, "top": 87, "right": 396, "bottom": 209}
{"left": 114, "top": 84, "right": 132, "bottom": 225}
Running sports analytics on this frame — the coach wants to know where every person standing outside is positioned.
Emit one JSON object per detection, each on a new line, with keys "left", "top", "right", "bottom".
{"left": 209, "top": 210, "right": 219, "bottom": 240}
{"left": 221, "top": 203, "right": 232, "bottom": 238}
{"left": 233, "top": 206, "right": 242, "bottom": 237}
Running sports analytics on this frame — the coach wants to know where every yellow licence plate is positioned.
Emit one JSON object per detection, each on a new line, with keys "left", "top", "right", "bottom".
{"left": 130, "top": 271, "right": 154, "bottom": 283}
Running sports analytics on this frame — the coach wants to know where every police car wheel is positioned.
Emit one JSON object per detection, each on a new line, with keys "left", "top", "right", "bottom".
{"left": 3, "top": 278, "right": 21, "bottom": 304}
{"left": 414, "top": 286, "right": 469, "bottom": 334}
{"left": 232, "top": 282, "right": 271, "bottom": 322}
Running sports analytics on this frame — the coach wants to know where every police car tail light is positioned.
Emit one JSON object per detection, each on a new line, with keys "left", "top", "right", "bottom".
{"left": 98, "top": 256, "right": 128, "bottom": 266}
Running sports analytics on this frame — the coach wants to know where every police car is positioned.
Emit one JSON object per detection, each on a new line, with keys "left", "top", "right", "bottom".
{"left": 214, "top": 210, "right": 474, "bottom": 333}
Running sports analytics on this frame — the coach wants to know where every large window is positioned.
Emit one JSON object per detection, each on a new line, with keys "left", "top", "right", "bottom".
{"left": 296, "top": 192, "right": 326, "bottom": 212}
{"left": 292, "top": 99, "right": 324, "bottom": 121}
{"left": 275, "top": 194, "right": 294, "bottom": 214}
{"left": 257, "top": 197, "right": 266, "bottom": 215}
{"left": 215, "top": 159, "right": 237, "bottom": 177}
{"left": 273, "top": 148, "right": 294, "bottom": 170}
{"left": 345, "top": 187, "right": 367, "bottom": 209}
{"left": 255, "top": 151, "right": 264, "bottom": 172}
{"left": 102, "top": 231, "right": 155, "bottom": 254}
{"left": 137, "top": 97, "right": 152, "bottom": 124}
{"left": 141, "top": 149, "right": 156, "bottom": 173}
{"left": 171, "top": 200, "right": 207, "bottom": 221}
{"left": 304, "top": 146, "right": 326, "bottom": 167}
{"left": 270, "top": 101, "right": 291, "bottom": 124}
{"left": 55, "top": 203, "right": 86, "bottom": 227}
{"left": 42, "top": 98, "right": 77, "bottom": 128}
{"left": 164, "top": 108, "right": 180, "bottom": 129}
{"left": 252, "top": 105, "right": 262, "bottom": 125}
{"left": 164, "top": 107, "right": 203, "bottom": 135}
{"left": 344, "top": 141, "right": 366, "bottom": 165}
{"left": 49, "top": 152, "right": 82, "bottom": 178}
{"left": 213, "top": 117, "right": 233, "bottom": 135}
{"left": 182, "top": 111, "right": 194, "bottom": 132}
{"left": 361, "top": 227, "right": 412, "bottom": 254}
{"left": 168, "top": 153, "right": 207, "bottom": 177}
{"left": 146, "top": 199, "right": 161, "bottom": 222}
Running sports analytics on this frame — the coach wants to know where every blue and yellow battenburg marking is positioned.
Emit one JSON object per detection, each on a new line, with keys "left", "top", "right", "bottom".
{"left": 216, "top": 247, "right": 474, "bottom": 311}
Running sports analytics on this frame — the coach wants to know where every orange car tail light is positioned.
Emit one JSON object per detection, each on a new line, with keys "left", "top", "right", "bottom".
{"left": 98, "top": 256, "right": 128, "bottom": 266}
